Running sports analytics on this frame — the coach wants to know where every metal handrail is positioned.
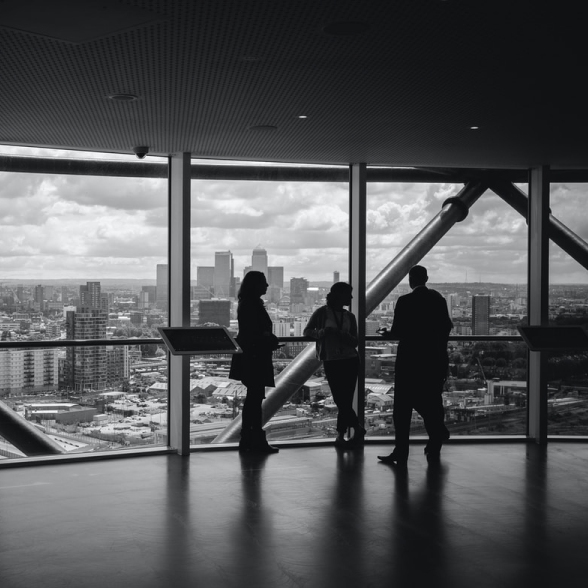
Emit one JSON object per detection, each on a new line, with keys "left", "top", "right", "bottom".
{"left": 0, "top": 338, "right": 164, "bottom": 349}
{"left": 0, "top": 335, "right": 524, "bottom": 351}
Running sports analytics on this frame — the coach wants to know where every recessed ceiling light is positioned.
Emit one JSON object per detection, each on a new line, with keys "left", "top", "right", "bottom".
{"left": 470, "top": 126, "right": 479, "bottom": 130}
{"left": 108, "top": 94, "right": 139, "bottom": 102}
{"left": 249, "top": 125, "right": 278, "bottom": 131}
{"left": 323, "top": 21, "right": 371, "bottom": 36}
{"left": 298, "top": 115, "right": 308, "bottom": 119}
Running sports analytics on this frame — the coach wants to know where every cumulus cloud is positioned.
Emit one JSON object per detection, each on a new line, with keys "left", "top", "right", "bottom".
{"left": 1, "top": 146, "right": 587, "bottom": 283}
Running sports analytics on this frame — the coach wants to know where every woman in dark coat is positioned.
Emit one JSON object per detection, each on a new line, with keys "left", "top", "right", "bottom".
{"left": 229, "top": 271, "right": 280, "bottom": 453}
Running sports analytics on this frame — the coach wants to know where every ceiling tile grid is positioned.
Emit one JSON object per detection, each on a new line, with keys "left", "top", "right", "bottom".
{"left": 0, "top": 0, "right": 587, "bottom": 168}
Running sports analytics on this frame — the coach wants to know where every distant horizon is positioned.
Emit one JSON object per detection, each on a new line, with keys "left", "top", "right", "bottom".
{"left": 2, "top": 277, "right": 588, "bottom": 288}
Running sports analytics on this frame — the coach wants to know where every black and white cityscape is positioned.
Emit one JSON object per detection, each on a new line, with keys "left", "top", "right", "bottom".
{"left": 2, "top": 245, "right": 588, "bottom": 460}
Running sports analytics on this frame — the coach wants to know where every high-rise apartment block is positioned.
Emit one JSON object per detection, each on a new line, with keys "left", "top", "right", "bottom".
{"left": 65, "top": 281, "right": 109, "bottom": 392}
{"left": 80, "top": 281, "right": 109, "bottom": 311}
{"left": 0, "top": 348, "right": 59, "bottom": 395}
{"left": 106, "top": 345, "right": 129, "bottom": 386}
{"left": 472, "top": 295, "right": 490, "bottom": 335}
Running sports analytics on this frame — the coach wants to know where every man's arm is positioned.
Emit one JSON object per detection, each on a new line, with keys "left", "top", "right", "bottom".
{"left": 380, "top": 296, "right": 405, "bottom": 340}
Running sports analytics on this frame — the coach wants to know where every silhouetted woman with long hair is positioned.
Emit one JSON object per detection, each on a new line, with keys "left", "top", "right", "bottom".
{"left": 304, "top": 282, "right": 365, "bottom": 448}
{"left": 229, "top": 271, "right": 280, "bottom": 453}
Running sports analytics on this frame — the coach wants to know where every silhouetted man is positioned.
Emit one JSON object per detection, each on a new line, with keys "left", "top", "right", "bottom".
{"left": 377, "top": 265, "right": 453, "bottom": 466}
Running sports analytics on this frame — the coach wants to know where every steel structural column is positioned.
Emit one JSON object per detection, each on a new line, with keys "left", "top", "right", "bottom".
{"left": 490, "top": 178, "right": 588, "bottom": 271}
{"left": 213, "top": 180, "right": 488, "bottom": 443}
{"left": 350, "top": 163, "right": 367, "bottom": 426}
{"left": 364, "top": 181, "right": 487, "bottom": 314}
{"left": 0, "top": 399, "right": 64, "bottom": 456}
{"left": 168, "top": 154, "right": 191, "bottom": 455}
{"left": 527, "top": 166, "right": 549, "bottom": 444}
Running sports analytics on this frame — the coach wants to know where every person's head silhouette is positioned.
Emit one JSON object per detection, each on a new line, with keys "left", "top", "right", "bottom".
{"left": 408, "top": 265, "right": 428, "bottom": 289}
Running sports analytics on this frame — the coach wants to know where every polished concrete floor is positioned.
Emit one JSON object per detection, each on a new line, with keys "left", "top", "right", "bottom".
{"left": 1, "top": 442, "right": 588, "bottom": 588}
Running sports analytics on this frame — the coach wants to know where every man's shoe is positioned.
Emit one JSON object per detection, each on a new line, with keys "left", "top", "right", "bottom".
{"left": 424, "top": 430, "right": 450, "bottom": 456}
{"left": 377, "top": 452, "right": 408, "bottom": 466}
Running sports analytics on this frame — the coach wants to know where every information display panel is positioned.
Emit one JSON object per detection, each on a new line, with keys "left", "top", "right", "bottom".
{"left": 518, "top": 326, "right": 588, "bottom": 352}
{"left": 157, "top": 327, "right": 242, "bottom": 356}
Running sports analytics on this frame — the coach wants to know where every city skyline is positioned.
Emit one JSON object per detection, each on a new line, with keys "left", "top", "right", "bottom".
{"left": 2, "top": 145, "right": 588, "bottom": 284}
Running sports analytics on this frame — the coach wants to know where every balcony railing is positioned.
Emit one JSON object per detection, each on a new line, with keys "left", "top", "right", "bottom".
{"left": 2, "top": 332, "right": 587, "bottom": 464}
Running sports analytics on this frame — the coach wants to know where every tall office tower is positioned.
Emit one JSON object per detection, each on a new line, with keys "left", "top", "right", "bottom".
{"left": 290, "top": 277, "right": 309, "bottom": 306}
{"left": 268, "top": 266, "right": 284, "bottom": 289}
{"left": 214, "top": 251, "right": 233, "bottom": 298}
{"left": 472, "top": 295, "right": 491, "bottom": 335}
{"left": 65, "top": 308, "right": 107, "bottom": 391}
{"left": 273, "top": 321, "right": 291, "bottom": 337}
{"left": 16, "top": 284, "right": 24, "bottom": 303}
{"left": 33, "top": 285, "right": 44, "bottom": 304}
{"left": 334, "top": 271, "right": 340, "bottom": 283}
{"left": 60, "top": 286, "right": 68, "bottom": 303}
{"left": 156, "top": 264, "right": 168, "bottom": 309}
{"left": 252, "top": 246, "right": 268, "bottom": 276}
{"left": 198, "top": 299, "right": 231, "bottom": 327}
{"left": 197, "top": 266, "right": 215, "bottom": 294}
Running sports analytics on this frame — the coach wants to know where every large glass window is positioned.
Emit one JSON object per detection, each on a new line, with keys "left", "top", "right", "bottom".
{"left": 0, "top": 146, "right": 168, "bottom": 461}
{"left": 365, "top": 179, "right": 528, "bottom": 438}
{"left": 548, "top": 182, "right": 588, "bottom": 435}
{"left": 189, "top": 160, "right": 348, "bottom": 444}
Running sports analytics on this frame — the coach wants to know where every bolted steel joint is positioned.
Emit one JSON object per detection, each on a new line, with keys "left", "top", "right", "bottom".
{"left": 442, "top": 196, "right": 470, "bottom": 222}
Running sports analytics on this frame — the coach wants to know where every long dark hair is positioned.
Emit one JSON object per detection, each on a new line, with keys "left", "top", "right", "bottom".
{"left": 238, "top": 270, "right": 266, "bottom": 301}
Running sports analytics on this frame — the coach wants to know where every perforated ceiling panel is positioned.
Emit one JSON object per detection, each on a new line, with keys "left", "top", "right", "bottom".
{"left": 1, "top": 0, "right": 587, "bottom": 168}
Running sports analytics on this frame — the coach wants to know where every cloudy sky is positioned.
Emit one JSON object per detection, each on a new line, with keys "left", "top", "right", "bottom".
{"left": 1, "top": 145, "right": 587, "bottom": 285}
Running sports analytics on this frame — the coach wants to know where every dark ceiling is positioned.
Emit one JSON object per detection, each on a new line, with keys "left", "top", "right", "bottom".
{"left": 1, "top": 0, "right": 586, "bottom": 169}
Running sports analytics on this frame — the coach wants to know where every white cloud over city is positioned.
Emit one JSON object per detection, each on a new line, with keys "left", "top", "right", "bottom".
{"left": 1, "top": 145, "right": 587, "bottom": 284}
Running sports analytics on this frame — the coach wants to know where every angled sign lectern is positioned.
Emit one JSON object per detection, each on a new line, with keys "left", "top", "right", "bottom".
{"left": 517, "top": 325, "right": 588, "bottom": 352}
{"left": 157, "top": 326, "right": 242, "bottom": 356}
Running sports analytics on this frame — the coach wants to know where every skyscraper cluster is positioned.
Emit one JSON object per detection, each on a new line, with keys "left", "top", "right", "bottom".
{"left": 196, "top": 247, "right": 284, "bottom": 300}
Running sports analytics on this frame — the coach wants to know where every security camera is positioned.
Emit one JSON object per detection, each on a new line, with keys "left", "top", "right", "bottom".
{"left": 133, "top": 146, "right": 149, "bottom": 159}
